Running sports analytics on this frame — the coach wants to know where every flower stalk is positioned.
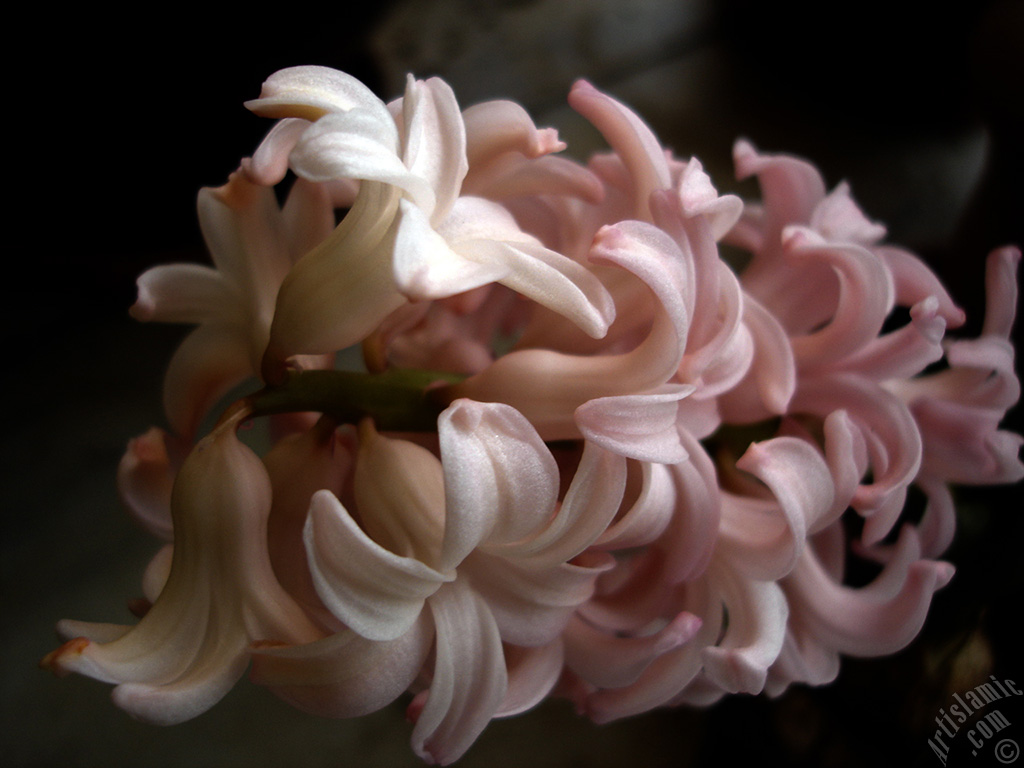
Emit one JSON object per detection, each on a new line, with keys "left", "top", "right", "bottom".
{"left": 245, "top": 368, "right": 465, "bottom": 432}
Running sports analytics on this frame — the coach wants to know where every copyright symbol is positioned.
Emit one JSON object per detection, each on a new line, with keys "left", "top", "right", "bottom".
{"left": 996, "top": 738, "right": 1020, "bottom": 764}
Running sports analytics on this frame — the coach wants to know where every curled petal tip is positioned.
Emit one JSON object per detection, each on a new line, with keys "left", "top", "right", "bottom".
{"left": 129, "top": 284, "right": 156, "bottom": 322}
{"left": 40, "top": 637, "right": 90, "bottom": 675}
{"left": 570, "top": 79, "right": 597, "bottom": 95}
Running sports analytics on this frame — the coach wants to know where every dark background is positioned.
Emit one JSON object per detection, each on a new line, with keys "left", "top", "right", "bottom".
{"left": 6, "top": 2, "right": 1023, "bottom": 766}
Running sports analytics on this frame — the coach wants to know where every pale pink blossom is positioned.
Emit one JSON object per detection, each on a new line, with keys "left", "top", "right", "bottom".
{"left": 44, "top": 69, "right": 1022, "bottom": 766}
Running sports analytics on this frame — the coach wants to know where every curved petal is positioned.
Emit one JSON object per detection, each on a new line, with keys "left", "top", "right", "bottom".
{"left": 877, "top": 244, "right": 965, "bottom": 327}
{"left": 162, "top": 323, "right": 254, "bottom": 439}
{"left": 510, "top": 441, "right": 626, "bottom": 567}
{"left": 248, "top": 117, "right": 310, "bottom": 185}
{"left": 438, "top": 399, "right": 558, "bottom": 570}
{"left": 731, "top": 139, "right": 826, "bottom": 250}
{"left": 462, "top": 99, "right": 565, "bottom": 167}
{"left": 595, "top": 461, "right": 675, "bottom": 551}
{"left": 130, "top": 264, "right": 234, "bottom": 325}
{"left": 564, "top": 611, "right": 701, "bottom": 689}
{"left": 410, "top": 581, "right": 507, "bottom": 766}
{"left": 462, "top": 550, "right": 614, "bottom": 647}
{"left": 354, "top": 421, "right": 446, "bottom": 566}
{"left": 676, "top": 158, "right": 743, "bottom": 240}
{"left": 290, "top": 109, "right": 428, "bottom": 205}
{"left": 447, "top": 220, "right": 690, "bottom": 439}
{"left": 304, "top": 490, "right": 452, "bottom": 642}
{"left": 835, "top": 296, "right": 946, "bottom": 380}
{"left": 43, "top": 420, "right": 321, "bottom": 723}
{"left": 717, "top": 436, "right": 835, "bottom": 581}
{"left": 495, "top": 641, "right": 564, "bottom": 718}
{"left": 116, "top": 427, "right": 177, "bottom": 541}
{"left": 251, "top": 613, "right": 434, "bottom": 718}
{"left": 575, "top": 384, "right": 693, "bottom": 464}
{"left": 701, "top": 569, "right": 788, "bottom": 695}
{"left": 717, "top": 292, "right": 796, "bottom": 421}
{"left": 391, "top": 198, "right": 509, "bottom": 301}
{"left": 782, "top": 227, "right": 894, "bottom": 369}
{"left": 794, "top": 374, "right": 922, "bottom": 515}
{"left": 400, "top": 75, "right": 468, "bottom": 223}
{"left": 658, "top": 430, "right": 721, "bottom": 583}
{"left": 568, "top": 80, "right": 671, "bottom": 218}
{"left": 584, "top": 578, "right": 720, "bottom": 723}
{"left": 457, "top": 234, "right": 616, "bottom": 340}
{"left": 262, "top": 182, "right": 406, "bottom": 374}
{"left": 784, "top": 525, "right": 954, "bottom": 657}
{"left": 246, "top": 65, "right": 393, "bottom": 125}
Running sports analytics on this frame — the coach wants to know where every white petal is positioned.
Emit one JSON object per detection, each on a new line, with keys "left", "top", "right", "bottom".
{"left": 411, "top": 582, "right": 507, "bottom": 766}
{"left": 305, "top": 490, "right": 451, "bottom": 642}
{"left": 438, "top": 400, "right": 558, "bottom": 571}
{"left": 392, "top": 199, "right": 508, "bottom": 300}
{"left": 246, "top": 65, "right": 392, "bottom": 124}
{"left": 400, "top": 76, "right": 468, "bottom": 222}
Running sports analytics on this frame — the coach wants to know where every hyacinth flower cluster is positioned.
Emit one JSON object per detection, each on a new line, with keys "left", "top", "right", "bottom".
{"left": 42, "top": 66, "right": 1022, "bottom": 764}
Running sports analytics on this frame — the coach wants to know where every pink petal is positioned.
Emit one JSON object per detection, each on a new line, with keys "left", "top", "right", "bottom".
{"left": 462, "top": 99, "right": 565, "bottom": 168}
{"left": 392, "top": 198, "right": 509, "bottom": 300}
{"left": 876, "top": 245, "right": 965, "bottom": 327}
{"left": 732, "top": 139, "right": 826, "bottom": 244}
{"left": 717, "top": 292, "right": 796, "bottom": 421}
{"left": 781, "top": 226, "right": 894, "bottom": 369}
{"left": 458, "top": 236, "right": 616, "bottom": 340}
{"left": 657, "top": 430, "right": 721, "bottom": 583}
{"left": 495, "top": 641, "right": 564, "bottom": 718}
{"left": 676, "top": 158, "right": 743, "bottom": 240}
{"left": 794, "top": 374, "right": 922, "bottom": 515}
{"left": 568, "top": 80, "right": 671, "bottom": 219}
{"left": 461, "top": 550, "right": 614, "bottom": 647}
{"left": 575, "top": 384, "right": 693, "bottom": 464}
{"left": 981, "top": 246, "right": 1021, "bottom": 338}
{"left": 835, "top": 296, "right": 946, "bottom": 380}
{"left": 808, "top": 181, "right": 887, "bottom": 245}
{"left": 718, "top": 436, "right": 835, "bottom": 581}
{"left": 290, "top": 109, "right": 429, "bottom": 204}
{"left": 509, "top": 441, "right": 627, "bottom": 567}
{"left": 565, "top": 611, "right": 701, "bottom": 689}
{"left": 595, "top": 461, "right": 675, "bottom": 551}
{"left": 701, "top": 570, "right": 788, "bottom": 695}
{"left": 584, "top": 579, "right": 720, "bottom": 722}
{"left": 785, "top": 525, "right": 955, "bottom": 657}
{"left": 447, "top": 220, "right": 689, "bottom": 439}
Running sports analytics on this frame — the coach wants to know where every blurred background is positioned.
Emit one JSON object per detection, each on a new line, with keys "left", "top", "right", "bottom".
{"left": 6, "top": 1, "right": 1023, "bottom": 765}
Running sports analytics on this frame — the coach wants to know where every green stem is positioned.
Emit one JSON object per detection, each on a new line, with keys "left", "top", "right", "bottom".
{"left": 246, "top": 368, "right": 466, "bottom": 432}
